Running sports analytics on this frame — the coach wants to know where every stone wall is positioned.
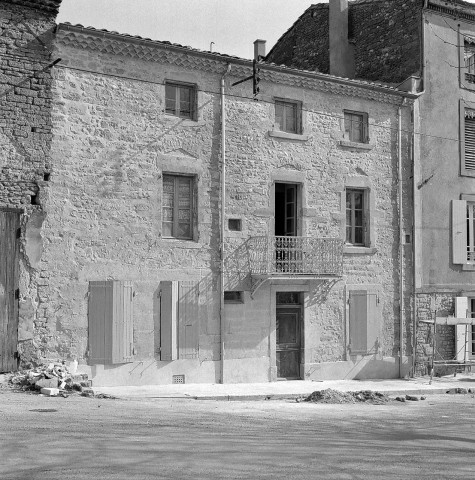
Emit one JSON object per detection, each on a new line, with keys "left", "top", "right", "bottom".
{"left": 0, "top": 1, "right": 60, "bottom": 367}
{"left": 266, "top": 0, "right": 422, "bottom": 84}
{"left": 415, "top": 293, "right": 456, "bottom": 376}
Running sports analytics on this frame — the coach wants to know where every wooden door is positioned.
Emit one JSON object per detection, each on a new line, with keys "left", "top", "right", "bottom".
{"left": 0, "top": 211, "right": 20, "bottom": 373}
{"left": 276, "top": 308, "right": 301, "bottom": 379}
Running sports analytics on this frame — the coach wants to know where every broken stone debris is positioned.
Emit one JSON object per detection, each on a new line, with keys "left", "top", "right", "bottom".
{"left": 5, "top": 362, "right": 91, "bottom": 396}
{"left": 303, "top": 389, "right": 389, "bottom": 404}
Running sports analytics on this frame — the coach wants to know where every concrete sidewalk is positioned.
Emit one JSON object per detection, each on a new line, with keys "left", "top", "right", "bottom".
{"left": 92, "top": 373, "right": 475, "bottom": 400}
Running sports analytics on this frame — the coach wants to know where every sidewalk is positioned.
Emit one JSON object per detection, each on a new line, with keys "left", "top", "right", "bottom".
{"left": 92, "top": 373, "right": 475, "bottom": 400}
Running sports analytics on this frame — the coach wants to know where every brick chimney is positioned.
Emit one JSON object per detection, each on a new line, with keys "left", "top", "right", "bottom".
{"left": 254, "top": 39, "right": 266, "bottom": 61}
{"left": 329, "top": 0, "right": 355, "bottom": 78}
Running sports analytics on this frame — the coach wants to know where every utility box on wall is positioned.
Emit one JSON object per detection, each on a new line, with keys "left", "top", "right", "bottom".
{"left": 88, "top": 280, "right": 134, "bottom": 365}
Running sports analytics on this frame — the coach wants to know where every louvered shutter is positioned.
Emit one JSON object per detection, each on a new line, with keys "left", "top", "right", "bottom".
{"left": 178, "top": 281, "right": 200, "bottom": 359}
{"left": 455, "top": 297, "right": 470, "bottom": 362}
{"left": 452, "top": 200, "right": 468, "bottom": 264}
{"left": 465, "top": 116, "right": 475, "bottom": 172}
{"left": 160, "top": 281, "right": 178, "bottom": 361}
{"left": 348, "top": 290, "right": 379, "bottom": 355}
{"left": 88, "top": 281, "right": 134, "bottom": 365}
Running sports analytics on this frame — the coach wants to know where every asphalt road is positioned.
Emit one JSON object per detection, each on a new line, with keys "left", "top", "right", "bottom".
{"left": 1, "top": 390, "right": 474, "bottom": 479}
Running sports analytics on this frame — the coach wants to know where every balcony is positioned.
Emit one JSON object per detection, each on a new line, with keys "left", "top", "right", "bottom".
{"left": 247, "top": 236, "right": 343, "bottom": 278}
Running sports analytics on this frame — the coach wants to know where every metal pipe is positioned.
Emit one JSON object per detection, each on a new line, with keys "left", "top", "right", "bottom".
{"left": 398, "top": 105, "right": 404, "bottom": 378}
{"left": 219, "top": 64, "right": 232, "bottom": 384}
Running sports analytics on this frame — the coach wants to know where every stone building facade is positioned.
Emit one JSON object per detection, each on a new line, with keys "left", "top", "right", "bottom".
{"left": 5, "top": 21, "right": 414, "bottom": 386}
{"left": 0, "top": 0, "right": 62, "bottom": 373}
{"left": 267, "top": 0, "right": 475, "bottom": 374}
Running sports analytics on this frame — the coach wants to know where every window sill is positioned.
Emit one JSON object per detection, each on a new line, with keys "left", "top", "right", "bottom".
{"left": 344, "top": 246, "right": 377, "bottom": 255}
{"left": 160, "top": 238, "right": 202, "bottom": 249}
{"left": 163, "top": 114, "right": 204, "bottom": 127}
{"left": 462, "top": 263, "right": 475, "bottom": 271}
{"left": 339, "top": 140, "right": 374, "bottom": 150}
{"left": 268, "top": 130, "right": 309, "bottom": 141}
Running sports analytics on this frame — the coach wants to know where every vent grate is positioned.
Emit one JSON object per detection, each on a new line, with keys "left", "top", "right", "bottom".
{"left": 172, "top": 374, "right": 185, "bottom": 384}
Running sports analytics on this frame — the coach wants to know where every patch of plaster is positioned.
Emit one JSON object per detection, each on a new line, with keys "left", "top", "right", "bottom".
{"left": 25, "top": 211, "right": 45, "bottom": 269}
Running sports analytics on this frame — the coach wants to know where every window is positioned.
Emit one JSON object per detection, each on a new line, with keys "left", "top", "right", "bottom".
{"left": 162, "top": 175, "right": 193, "bottom": 239}
{"left": 228, "top": 218, "right": 242, "bottom": 232}
{"left": 88, "top": 280, "right": 134, "bottom": 365}
{"left": 275, "top": 100, "right": 301, "bottom": 134}
{"left": 462, "top": 108, "right": 475, "bottom": 176}
{"left": 464, "top": 37, "right": 475, "bottom": 84}
{"left": 224, "top": 291, "right": 244, "bottom": 303}
{"left": 165, "top": 82, "right": 196, "bottom": 119}
{"left": 346, "top": 189, "right": 367, "bottom": 246}
{"left": 344, "top": 110, "right": 368, "bottom": 144}
{"left": 452, "top": 199, "right": 475, "bottom": 265}
{"left": 347, "top": 288, "right": 380, "bottom": 355}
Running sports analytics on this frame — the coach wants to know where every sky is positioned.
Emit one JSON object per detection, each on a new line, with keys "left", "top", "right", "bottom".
{"left": 56, "top": 0, "right": 323, "bottom": 59}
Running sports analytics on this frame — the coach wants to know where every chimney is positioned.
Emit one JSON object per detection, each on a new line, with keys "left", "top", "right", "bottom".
{"left": 329, "top": 0, "right": 355, "bottom": 78}
{"left": 254, "top": 39, "right": 266, "bottom": 61}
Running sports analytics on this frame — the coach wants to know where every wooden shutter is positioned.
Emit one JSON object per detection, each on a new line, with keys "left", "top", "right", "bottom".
{"left": 465, "top": 116, "right": 475, "bottom": 172}
{"left": 452, "top": 200, "right": 468, "bottom": 264}
{"left": 455, "top": 297, "right": 470, "bottom": 362}
{"left": 348, "top": 290, "right": 379, "bottom": 355}
{"left": 0, "top": 211, "right": 20, "bottom": 373}
{"left": 88, "top": 281, "right": 134, "bottom": 365}
{"left": 160, "top": 281, "right": 178, "bottom": 361}
{"left": 178, "top": 281, "right": 200, "bottom": 359}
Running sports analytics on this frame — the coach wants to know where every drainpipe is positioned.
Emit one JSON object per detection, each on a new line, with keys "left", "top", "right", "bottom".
{"left": 220, "top": 64, "right": 232, "bottom": 384}
{"left": 398, "top": 105, "right": 404, "bottom": 378}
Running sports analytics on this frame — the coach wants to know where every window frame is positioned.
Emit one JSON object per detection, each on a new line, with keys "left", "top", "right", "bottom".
{"left": 343, "top": 110, "right": 369, "bottom": 144}
{"left": 459, "top": 32, "right": 475, "bottom": 91}
{"left": 162, "top": 174, "right": 195, "bottom": 240}
{"left": 165, "top": 81, "right": 197, "bottom": 120}
{"left": 274, "top": 98, "right": 302, "bottom": 135}
{"left": 345, "top": 188, "right": 368, "bottom": 247}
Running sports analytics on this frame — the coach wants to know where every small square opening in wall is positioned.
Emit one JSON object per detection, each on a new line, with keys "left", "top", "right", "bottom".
{"left": 228, "top": 218, "right": 242, "bottom": 231}
{"left": 172, "top": 374, "right": 185, "bottom": 384}
{"left": 224, "top": 291, "right": 244, "bottom": 303}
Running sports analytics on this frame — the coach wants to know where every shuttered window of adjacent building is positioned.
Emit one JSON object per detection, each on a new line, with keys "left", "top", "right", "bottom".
{"left": 348, "top": 290, "right": 379, "bottom": 355}
{"left": 88, "top": 280, "right": 134, "bottom": 365}
{"left": 160, "top": 280, "right": 199, "bottom": 361}
{"left": 464, "top": 111, "right": 475, "bottom": 173}
{"left": 452, "top": 199, "right": 475, "bottom": 264}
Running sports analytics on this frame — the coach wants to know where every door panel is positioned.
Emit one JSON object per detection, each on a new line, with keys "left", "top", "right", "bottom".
{"left": 0, "top": 211, "right": 20, "bottom": 373}
{"left": 276, "top": 308, "right": 301, "bottom": 379}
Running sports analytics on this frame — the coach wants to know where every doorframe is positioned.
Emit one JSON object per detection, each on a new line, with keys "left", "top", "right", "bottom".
{"left": 269, "top": 284, "right": 309, "bottom": 381}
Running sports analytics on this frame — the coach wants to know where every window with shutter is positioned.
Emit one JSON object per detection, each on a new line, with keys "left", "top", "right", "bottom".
{"left": 160, "top": 280, "right": 199, "bottom": 361}
{"left": 464, "top": 38, "right": 475, "bottom": 84}
{"left": 162, "top": 175, "right": 194, "bottom": 240}
{"left": 347, "top": 288, "right": 380, "bottom": 355}
{"left": 88, "top": 280, "right": 134, "bottom": 365}
{"left": 451, "top": 199, "right": 475, "bottom": 265}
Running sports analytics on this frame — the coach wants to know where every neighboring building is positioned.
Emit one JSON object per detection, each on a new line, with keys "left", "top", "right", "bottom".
{"left": 12, "top": 21, "right": 414, "bottom": 386}
{"left": 0, "top": 0, "right": 62, "bottom": 373}
{"left": 268, "top": 0, "right": 475, "bottom": 373}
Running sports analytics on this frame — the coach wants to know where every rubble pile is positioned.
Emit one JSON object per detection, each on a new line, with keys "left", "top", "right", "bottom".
{"left": 4, "top": 363, "right": 93, "bottom": 397}
{"left": 303, "top": 389, "right": 389, "bottom": 405}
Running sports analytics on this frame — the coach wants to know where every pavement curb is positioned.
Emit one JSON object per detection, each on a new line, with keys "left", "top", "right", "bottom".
{"left": 95, "top": 387, "right": 459, "bottom": 401}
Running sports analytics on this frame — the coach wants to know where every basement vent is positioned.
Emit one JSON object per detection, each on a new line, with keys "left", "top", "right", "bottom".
{"left": 172, "top": 374, "right": 185, "bottom": 384}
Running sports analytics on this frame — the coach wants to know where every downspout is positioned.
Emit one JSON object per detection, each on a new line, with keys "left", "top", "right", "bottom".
{"left": 220, "top": 64, "right": 232, "bottom": 384}
{"left": 398, "top": 105, "right": 404, "bottom": 378}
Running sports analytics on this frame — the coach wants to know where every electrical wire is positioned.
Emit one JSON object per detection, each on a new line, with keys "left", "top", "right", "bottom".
{"left": 54, "top": 63, "right": 464, "bottom": 144}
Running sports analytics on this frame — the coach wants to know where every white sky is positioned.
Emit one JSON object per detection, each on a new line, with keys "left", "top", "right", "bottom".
{"left": 57, "top": 0, "right": 475, "bottom": 60}
{"left": 56, "top": 0, "right": 323, "bottom": 59}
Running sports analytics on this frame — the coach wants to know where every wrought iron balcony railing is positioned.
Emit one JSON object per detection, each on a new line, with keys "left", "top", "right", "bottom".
{"left": 247, "top": 236, "right": 343, "bottom": 277}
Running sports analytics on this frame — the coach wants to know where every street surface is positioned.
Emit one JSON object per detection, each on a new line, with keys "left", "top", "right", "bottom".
{"left": 1, "top": 390, "right": 474, "bottom": 479}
